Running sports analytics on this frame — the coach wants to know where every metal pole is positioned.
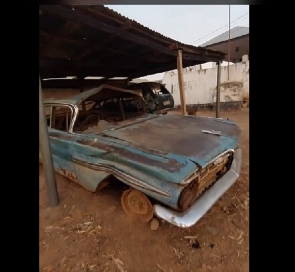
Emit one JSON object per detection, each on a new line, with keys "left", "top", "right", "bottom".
{"left": 216, "top": 61, "right": 221, "bottom": 118}
{"left": 39, "top": 76, "right": 59, "bottom": 207}
{"left": 228, "top": 5, "right": 231, "bottom": 81}
{"left": 177, "top": 49, "right": 187, "bottom": 115}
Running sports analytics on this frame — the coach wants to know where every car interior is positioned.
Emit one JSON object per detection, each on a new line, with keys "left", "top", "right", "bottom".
{"left": 45, "top": 89, "right": 146, "bottom": 133}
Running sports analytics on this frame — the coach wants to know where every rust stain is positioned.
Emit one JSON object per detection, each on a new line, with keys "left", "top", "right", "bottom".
{"left": 73, "top": 159, "right": 171, "bottom": 197}
{"left": 50, "top": 132, "right": 76, "bottom": 140}
{"left": 178, "top": 153, "right": 232, "bottom": 211}
{"left": 76, "top": 138, "right": 183, "bottom": 172}
{"left": 58, "top": 168, "right": 79, "bottom": 183}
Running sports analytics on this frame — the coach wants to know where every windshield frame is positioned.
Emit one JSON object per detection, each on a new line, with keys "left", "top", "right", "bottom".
{"left": 72, "top": 92, "right": 147, "bottom": 134}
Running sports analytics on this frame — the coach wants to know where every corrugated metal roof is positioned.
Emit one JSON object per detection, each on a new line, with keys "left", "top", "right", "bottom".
{"left": 200, "top": 26, "right": 249, "bottom": 47}
{"left": 39, "top": 5, "right": 226, "bottom": 79}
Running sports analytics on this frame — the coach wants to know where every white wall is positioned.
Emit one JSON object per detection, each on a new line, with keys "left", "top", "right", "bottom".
{"left": 162, "top": 55, "right": 249, "bottom": 106}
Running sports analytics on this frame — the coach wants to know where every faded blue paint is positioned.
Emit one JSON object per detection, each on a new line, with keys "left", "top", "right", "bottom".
{"left": 46, "top": 128, "right": 191, "bottom": 208}
{"left": 72, "top": 139, "right": 185, "bottom": 209}
{"left": 48, "top": 129, "right": 76, "bottom": 179}
{"left": 74, "top": 162, "right": 110, "bottom": 191}
{"left": 46, "top": 121, "right": 240, "bottom": 209}
{"left": 186, "top": 115, "right": 237, "bottom": 126}
{"left": 103, "top": 114, "right": 240, "bottom": 167}
{"left": 44, "top": 88, "right": 240, "bottom": 211}
{"left": 73, "top": 135, "right": 197, "bottom": 183}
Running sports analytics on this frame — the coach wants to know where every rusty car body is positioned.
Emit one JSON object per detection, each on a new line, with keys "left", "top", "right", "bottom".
{"left": 40, "top": 84, "right": 242, "bottom": 228}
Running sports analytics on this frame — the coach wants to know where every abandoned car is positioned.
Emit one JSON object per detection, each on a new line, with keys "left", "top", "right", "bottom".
{"left": 40, "top": 84, "right": 242, "bottom": 228}
{"left": 128, "top": 82, "right": 174, "bottom": 112}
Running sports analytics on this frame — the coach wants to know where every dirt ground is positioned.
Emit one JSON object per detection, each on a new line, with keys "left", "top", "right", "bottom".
{"left": 39, "top": 108, "right": 249, "bottom": 272}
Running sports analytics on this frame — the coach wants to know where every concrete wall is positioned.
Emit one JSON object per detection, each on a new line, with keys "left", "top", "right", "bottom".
{"left": 162, "top": 55, "right": 249, "bottom": 107}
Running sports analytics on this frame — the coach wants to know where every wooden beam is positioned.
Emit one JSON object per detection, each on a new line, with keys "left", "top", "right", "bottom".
{"left": 74, "top": 36, "right": 116, "bottom": 60}
{"left": 177, "top": 56, "right": 185, "bottom": 115}
{"left": 216, "top": 61, "right": 221, "bottom": 118}
{"left": 39, "top": 56, "right": 176, "bottom": 76}
{"left": 40, "top": 6, "right": 222, "bottom": 63}
{"left": 39, "top": 30, "right": 86, "bottom": 45}
{"left": 41, "top": 78, "right": 129, "bottom": 88}
{"left": 39, "top": 57, "right": 195, "bottom": 80}
{"left": 78, "top": 5, "right": 223, "bottom": 60}
{"left": 39, "top": 76, "right": 59, "bottom": 207}
{"left": 177, "top": 50, "right": 187, "bottom": 116}
{"left": 73, "top": 25, "right": 141, "bottom": 61}
{"left": 38, "top": 58, "right": 127, "bottom": 77}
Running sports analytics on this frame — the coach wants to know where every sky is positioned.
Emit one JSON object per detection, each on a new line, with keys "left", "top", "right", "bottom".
{"left": 105, "top": 5, "right": 249, "bottom": 80}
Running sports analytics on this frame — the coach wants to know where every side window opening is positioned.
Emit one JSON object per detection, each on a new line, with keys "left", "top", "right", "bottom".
{"left": 73, "top": 94, "right": 146, "bottom": 133}
{"left": 45, "top": 105, "right": 73, "bottom": 132}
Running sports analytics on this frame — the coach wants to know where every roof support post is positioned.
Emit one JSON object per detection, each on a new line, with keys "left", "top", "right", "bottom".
{"left": 39, "top": 75, "right": 59, "bottom": 207}
{"left": 177, "top": 49, "right": 187, "bottom": 115}
{"left": 216, "top": 61, "right": 221, "bottom": 118}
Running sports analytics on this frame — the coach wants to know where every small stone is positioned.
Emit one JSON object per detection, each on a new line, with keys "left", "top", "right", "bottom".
{"left": 205, "top": 226, "right": 219, "bottom": 236}
{"left": 63, "top": 204, "right": 67, "bottom": 208}
{"left": 150, "top": 218, "right": 160, "bottom": 230}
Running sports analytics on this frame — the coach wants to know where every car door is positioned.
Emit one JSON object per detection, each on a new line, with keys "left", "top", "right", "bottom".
{"left": 48, "top": 128, "right": 77, "bottom": 182}
{"left": 44, "top": 104, "right": 78, "bottom": 182}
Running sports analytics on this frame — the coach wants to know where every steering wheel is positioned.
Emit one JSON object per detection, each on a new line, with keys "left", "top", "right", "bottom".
{"left": 79, "top": 115, "right": 100, "bottom": 131}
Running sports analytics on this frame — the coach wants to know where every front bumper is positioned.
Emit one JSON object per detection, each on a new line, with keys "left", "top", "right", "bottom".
{"left": 153, "top": 148, "right": 242, "bottom": 228}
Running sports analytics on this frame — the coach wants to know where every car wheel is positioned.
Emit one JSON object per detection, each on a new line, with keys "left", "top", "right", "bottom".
{"left": 121, "top": 189, "right": 153, "bottom": 222}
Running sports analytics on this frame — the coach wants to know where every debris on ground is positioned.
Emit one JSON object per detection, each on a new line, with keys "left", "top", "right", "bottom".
{"left": 172, "top": 247, "right": 185, "bottom": 264}
{"left": 184, "top": 235, "right": 200, "bottom": 248}
{"left": 111, "top": 255, "right": 126, "bottom": 272}
{"left": 157, "top": 263, "right": 167, "bottom": 272}
{"left": 150, "top": 218, "right": 160, "bottom": 230}
{"left": 184, "top": 235, "right": 199, "bottom": 240}
{"left": 205, "top": 226, "right": 219, "bottom": 236}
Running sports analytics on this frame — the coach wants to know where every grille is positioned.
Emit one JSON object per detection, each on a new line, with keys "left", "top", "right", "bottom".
{"left": 179, "top": 152, "right": 233, "bottom": 211}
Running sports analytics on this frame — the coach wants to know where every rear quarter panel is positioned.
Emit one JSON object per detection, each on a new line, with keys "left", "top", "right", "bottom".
{"left": 71, "top": 134, "right": 197, "bottom": 209}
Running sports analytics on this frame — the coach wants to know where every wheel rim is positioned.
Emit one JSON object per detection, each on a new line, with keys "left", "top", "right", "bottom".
{"left": 121, "top": 189, "right": 153, "bottom": 222}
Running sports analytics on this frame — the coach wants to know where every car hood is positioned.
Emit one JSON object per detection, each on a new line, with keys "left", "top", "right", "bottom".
{"left": 102, "top": 114, "right": 240, "bottom": 167}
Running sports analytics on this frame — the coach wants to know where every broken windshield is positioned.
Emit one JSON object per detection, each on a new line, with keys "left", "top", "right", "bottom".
{"left": 73, "top": 90, "right": 146, "bottom": 133}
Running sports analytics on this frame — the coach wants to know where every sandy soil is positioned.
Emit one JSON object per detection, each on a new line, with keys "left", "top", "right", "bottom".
{"left": 39, "top": 108, "right": 249, "bottom": 272}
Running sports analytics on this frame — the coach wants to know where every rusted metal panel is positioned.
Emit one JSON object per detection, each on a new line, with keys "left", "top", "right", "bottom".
{"left": 71, "top": 135, "right": 197, "bottom": 209}
{"left": 49, "top": 130, "right": 76, "bottom": 183}
{"left": 154, "top": 148, "right": 242, "bottom": 228}
{"left": 73, "top": 161, "right": 110, "bottom": 192}
{"left": 43, "top": 85, "right": 241, "bottom": 224}
{"left": 103, "top": 114, "right": 240, "bottom": 167}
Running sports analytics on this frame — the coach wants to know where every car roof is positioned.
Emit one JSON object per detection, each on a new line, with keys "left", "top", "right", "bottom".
{"left": 44, "top": 84, "right": 141, "bottom": 105}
